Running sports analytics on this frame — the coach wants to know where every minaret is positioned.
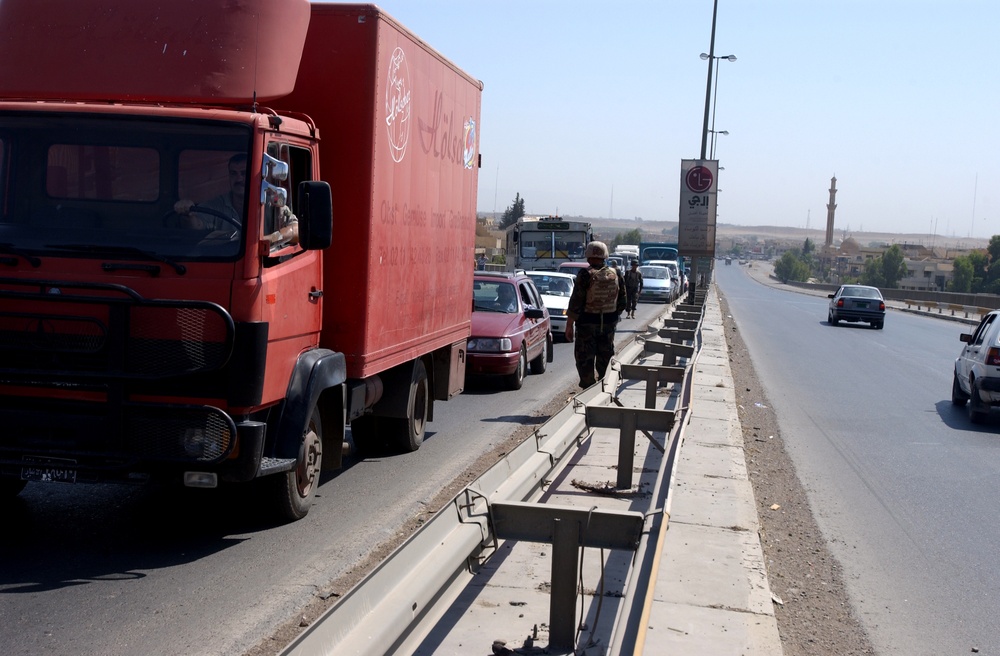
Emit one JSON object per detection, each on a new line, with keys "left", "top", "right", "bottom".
{"left": 825, "top": 176, "right": 837, "bottom": 247}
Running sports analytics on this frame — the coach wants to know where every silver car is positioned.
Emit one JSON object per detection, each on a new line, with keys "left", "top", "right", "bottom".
{"left": 827, "top": 285, "right": 885, "bottom": 329}
{"left": 953, "top": 310, "right": 1000, "bottom": 423}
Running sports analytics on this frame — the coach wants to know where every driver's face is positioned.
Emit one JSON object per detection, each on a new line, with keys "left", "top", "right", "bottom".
{"left": 228, "top": 162, "right": 247, "bottom": 196}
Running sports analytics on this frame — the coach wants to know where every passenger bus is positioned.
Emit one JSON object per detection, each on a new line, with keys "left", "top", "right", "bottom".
{"left": 505, "top": 216, "right": 593, "bottom": 271}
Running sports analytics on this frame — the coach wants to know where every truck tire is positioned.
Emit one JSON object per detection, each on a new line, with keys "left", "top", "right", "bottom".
{"left": 275, "top": 406, "right": 323, "bottom": 521}
{"left": 385, "top": 359, "right": 429, "bottom": 453}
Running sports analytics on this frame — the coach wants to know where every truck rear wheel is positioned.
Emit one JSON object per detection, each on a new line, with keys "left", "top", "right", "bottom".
{"left": 275, "top": 406, "right": 323, "bottom": 521}
{"left": 384, "top": 359, "right": 429, "bottom": 453}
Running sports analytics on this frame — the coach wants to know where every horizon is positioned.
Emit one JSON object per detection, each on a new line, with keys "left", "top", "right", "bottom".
{"left": 370, "top": 1, "right": 1000, "bottom": 238}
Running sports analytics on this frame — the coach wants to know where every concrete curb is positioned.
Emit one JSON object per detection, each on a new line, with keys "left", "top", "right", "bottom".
{"left": 641, "top": 287, "right": 783, "bottom": 654}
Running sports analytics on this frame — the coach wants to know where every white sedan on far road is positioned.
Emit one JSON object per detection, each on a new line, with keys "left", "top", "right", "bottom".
{"left": 525, "top": 270, "right": 576, "bottom": 339}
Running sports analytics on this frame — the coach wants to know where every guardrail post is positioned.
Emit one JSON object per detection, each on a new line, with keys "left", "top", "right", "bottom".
{"left": 661, "top": 318, "right": 700, "bottom": 330}
{"left": 585, "top": 406, "right": 675, "bottom": 488}
{"left": 657, "top": 327, "right": 696, "bottom": 343}
{"left": 550, "top": 518, "right": 578, "bottom": 650}
{"left": 619, "top": 363, "right": 685, "bottom": 409}
{"left": 490, "top": 502, "right": 646, "bottom": 653}
{"left": 640, "top": 339, "right": 695, "bottom": 366}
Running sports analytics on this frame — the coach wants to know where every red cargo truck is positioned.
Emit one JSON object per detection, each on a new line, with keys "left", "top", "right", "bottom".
{"left": 0, "top": 1, "right": 481, "bottom": 520}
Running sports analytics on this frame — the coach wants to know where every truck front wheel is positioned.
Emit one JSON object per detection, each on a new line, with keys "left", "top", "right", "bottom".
{"left": 275, "top": 406, "right": 323, "bottom": 521}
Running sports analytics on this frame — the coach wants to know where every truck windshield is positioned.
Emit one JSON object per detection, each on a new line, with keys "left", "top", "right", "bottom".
{"left": 0, "top": 113, "right": 252, "bottom": 261}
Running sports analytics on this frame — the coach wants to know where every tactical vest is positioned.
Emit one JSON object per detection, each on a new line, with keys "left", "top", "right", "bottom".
{"left": 584, "top": 266, "right": 620, "bottom": 314}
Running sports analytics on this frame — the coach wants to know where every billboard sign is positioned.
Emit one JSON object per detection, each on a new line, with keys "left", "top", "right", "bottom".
{"left": 677, "top": 159, "right": 718, "bottom": 257}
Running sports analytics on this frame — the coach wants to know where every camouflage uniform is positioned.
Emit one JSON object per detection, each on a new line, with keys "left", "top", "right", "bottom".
{"left": 567, "top": 265, "right": 627, "bottom": 388}
{"left": 623, "top": 266, "right": 643, "bottom": 316}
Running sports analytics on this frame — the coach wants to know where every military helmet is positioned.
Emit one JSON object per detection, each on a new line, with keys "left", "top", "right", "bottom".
{"left": 583, "top": 241, "right": 609, "bottom": 259}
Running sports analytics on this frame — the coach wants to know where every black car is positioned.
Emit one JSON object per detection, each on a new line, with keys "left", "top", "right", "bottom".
{"left": 827, "top": 284, "right": 885, "bottom": 329}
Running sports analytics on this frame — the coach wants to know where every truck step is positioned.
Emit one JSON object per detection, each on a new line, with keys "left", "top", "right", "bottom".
{"left": 257, "top": 457, "right": 296, "bottom": 476}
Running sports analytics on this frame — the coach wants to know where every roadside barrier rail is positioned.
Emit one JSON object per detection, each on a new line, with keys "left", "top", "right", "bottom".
{"left": 279, "top": 300, "right": 705, "bottom": 656}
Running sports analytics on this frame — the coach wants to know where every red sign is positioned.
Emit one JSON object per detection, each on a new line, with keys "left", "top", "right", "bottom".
{"left": 685, "top": 166, "right": 714, "bottom": 193}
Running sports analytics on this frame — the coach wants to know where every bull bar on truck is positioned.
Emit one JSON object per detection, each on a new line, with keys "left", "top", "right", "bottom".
{"left": 0, "top": 277, "right": 267, "bottom": 484}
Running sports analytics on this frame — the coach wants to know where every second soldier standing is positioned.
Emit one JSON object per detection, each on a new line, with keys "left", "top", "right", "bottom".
{"left": 565, "top": 241, "right": 626, "bottom": 388}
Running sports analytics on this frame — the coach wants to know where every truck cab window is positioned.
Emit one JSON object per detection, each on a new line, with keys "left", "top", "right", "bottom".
{"left": 264, "top": 142, "right": 311, "bottom": 254}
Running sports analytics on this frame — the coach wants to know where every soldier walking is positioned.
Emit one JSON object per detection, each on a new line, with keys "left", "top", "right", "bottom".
{"left": 623, "top": 259, "right": 643, "bottom": 319}
{"left": 565, "top": 241, "right": 626, "bottom": 388}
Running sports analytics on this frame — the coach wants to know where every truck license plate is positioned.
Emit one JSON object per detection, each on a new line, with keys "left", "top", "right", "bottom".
{"left": 22, "top": 456, "right": 77, "bottom": 483}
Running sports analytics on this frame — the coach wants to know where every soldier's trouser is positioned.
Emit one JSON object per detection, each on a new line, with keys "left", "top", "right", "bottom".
{"left": 625, "top": 288, "right": 639, "bottom": 313}
{"left": 574, "top": 322, "right": 617, "bottom": 388}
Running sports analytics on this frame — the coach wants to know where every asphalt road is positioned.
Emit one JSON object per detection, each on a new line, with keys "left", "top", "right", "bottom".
{"left": 0, "top": 299, "right": 666, "bottom": 656}
{"left": 716, "top": 263, "right": 1000, "bottom": 656}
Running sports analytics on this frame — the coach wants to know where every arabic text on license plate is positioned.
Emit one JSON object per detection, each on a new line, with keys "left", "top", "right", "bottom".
{"left": 857, "top": 301, "right": 869, "bottom": 308}
{"left": 22, "top": 457, "right": 77, "bottom": 483}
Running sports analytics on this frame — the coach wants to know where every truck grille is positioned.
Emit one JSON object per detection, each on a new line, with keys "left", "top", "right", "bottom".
{"left": 0, "top": 278, "right": 234, "bottom": 379}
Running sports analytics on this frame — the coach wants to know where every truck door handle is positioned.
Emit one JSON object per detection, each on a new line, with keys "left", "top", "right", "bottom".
{"left": 309, "top": 289, "right": 323, "bottom": 299}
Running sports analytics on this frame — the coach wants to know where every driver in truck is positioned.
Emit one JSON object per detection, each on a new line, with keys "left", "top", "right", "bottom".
{"left": 174, "top": 153, "right": 246, "bottom": 231}
{"left": 174, "top": 152, "right": 299, "bottom": 247}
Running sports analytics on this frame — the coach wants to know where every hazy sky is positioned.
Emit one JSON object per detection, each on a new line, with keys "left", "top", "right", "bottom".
{"left": 368, "top": 1, "right": 1000, "bottom": 237}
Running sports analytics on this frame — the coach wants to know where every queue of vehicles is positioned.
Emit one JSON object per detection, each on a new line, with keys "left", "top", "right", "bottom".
{"left": 0, "top": 0, "right": 684, "bottom": 520}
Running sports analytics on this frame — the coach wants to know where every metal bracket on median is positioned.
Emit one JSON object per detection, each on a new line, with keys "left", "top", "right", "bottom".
{"left": 619, "top": 363, "right": 685, "bottom": 409}
{"left": 657, "top": 326, "right": 696, "bottom": 343}
{"left": 661, "top": 318, "right": 701, "bottom": 331}
{"left": 490, "top": 501, "right": 645, "bottom": 651}
{"left": 585, "top": 405, "right": 675, "bottom": 489}
{"left": 640, "top": 338, "right": 696, "bottom": 366}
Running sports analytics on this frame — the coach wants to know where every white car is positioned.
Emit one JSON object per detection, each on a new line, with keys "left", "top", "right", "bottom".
{"left": 646, "top": 259, "right": 681, "bottom": 301}
{"left": 637, "top": 265, "right": 673, "bottom": 303}
{"left": 953, "top": 309, "right": 1000, "bottom": 423}
{"left": 525, "top": 270, "right": 575, "bottom": 338}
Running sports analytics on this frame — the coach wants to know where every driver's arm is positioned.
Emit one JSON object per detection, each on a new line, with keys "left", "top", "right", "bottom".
{"left": 266, "top": 206, "right": 299, "bottom": 247}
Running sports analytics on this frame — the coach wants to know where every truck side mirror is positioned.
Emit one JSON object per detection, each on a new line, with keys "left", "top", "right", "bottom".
{"left": 296, "top": 181, "right": 333, "bottom": 250}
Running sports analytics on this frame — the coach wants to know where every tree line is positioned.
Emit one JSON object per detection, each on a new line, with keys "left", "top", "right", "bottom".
{"left": 771, "top": 235, "right": 1000, "bottom": 293}
{"left": 773, "top": 238, "right": 908, "bottom": 288}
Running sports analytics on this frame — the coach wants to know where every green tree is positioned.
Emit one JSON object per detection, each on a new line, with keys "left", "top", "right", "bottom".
{"left": 949, "top": 256, "right": 974, "bottom": 293}
{"left": 611, "top": 228, "right": 643, "bottom": 251}
{"left": 879, "top": 244, "right": 908, "bottom": 288}
{"left": 802, "top": 237, "right": 815, "bottom": 256}
{"left": 499, "top": 193, "right": 526, "bottom": 229}
{"left": 861, "top": 258, "right": 884, "bottom": 287}
{"left": 967, "top": 250, "right": 990, "bottom": 292}
{"left": 774, "top": 250, "right": 810, "bottom": 283}
{"left": 988, "top": 235, "right": 1000, "bottom": 264}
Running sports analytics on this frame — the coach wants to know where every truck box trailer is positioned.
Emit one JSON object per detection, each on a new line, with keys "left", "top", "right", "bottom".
{"left": 0, "top": 0, "right": 482, "bottom": 520}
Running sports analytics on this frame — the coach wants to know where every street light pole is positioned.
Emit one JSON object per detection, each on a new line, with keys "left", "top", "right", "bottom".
{"left": 701, "top": 53, "right": 736, "bottom": 158}
{"left": 709, "top": 129, "right": 728, "bottom": 159}
{"left": 699, "top": 0, "right": 719, "bottom": 160}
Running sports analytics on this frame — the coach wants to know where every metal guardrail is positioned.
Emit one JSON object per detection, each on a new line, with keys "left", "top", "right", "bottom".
{"left": 904, "top": 299, "right": 991, "bottom": 321}
{"left": 279, "top": 302, "right": 705, "bottom": 655}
